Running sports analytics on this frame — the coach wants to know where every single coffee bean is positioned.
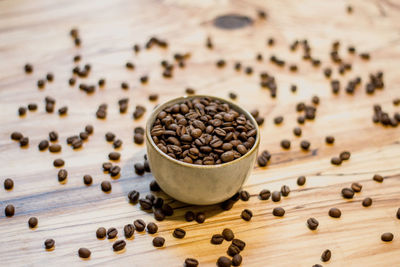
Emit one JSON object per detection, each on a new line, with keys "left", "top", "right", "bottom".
{"left": 103, "top": 162, "right": 113, "bottom": 172}
{"left": 53, "top": 159, "right": 65, "bottom": 167}
{"left": 113, "top": 240, "right": 126, "bottom": 251}
{"left": 154, "top": 208, "right": 166, "bottom": 221}
{"left": 105, "top": 132, "right": 115, "bottom": 142}
{"left": 150, "top": 180, "right": 161, "bottom": 191}
{"left": 128, "top": 190, "right": 140, "bottom": 203}
{"left": 162, "top": 204, "right": 174, "bottom": 216}
{"left": 217, "top": 256, "right": 232, "bottom": 267}
{"left": 57, "top": 169, "right": 68, "bottom": 182}
{"left": 11, "top": 132, "right": 23, "bottom": 140}
{"left": 397, "top": 208, "right": 400, "bottom": 219}
{"left": 300, "top": 140, "right": 310, "bottom": 150}
{"left": 134, "top": 163, "right": 145, "bottom": 175}
{"left": 239, "top": 190, "right": 250, "bottom": 201}
{"left": 110, "top": 166, "right": 120, "bottom": 176}
{"left": 222, "top": 228, "right": 234, "bottom": 241}
{"left": 101, "top": 181, "right": 111, "bottom": 192}
{"left": 24, "top": 63, "right": 33, "bottom": 73}
{"left": 196, "top": 212, "right": 206, "bottom": 223}
{"left": 325, "top": 136, "right": 335, "bottom": 144}
{"left": 341, "top": 188, "right": 354, "bottom": 199}
{"left": 185, "top": 211, "right": 195, "bottom": 222}
{"left": 108, "top": 152, "right": 120, "bottom": 161}
{"left": 274, "top": 116, "right": 283, "bottom": 124}
{"left": 107, "top": 228, "right": 118, "bottom": 239}
{"left": 27, "top": 217, "right": 38, "bottom": 228}
{"left": 18, "top": 106, "right": 27, "bottom": 116}
{"left": 27, "top": 103, "right": 37, "bottom": 111}
{"left": 232, "top": 254, "right": 242, "bottom": 266}
{"left": 211, "top": 234, "right": 224, "bottom": 244}
{"left": 241, "top": 209, "right": 253, "bottom": 221}
{"left": 227, "top": 244, "right": 241, "bottom": 256}
{"left": 134, "top": 133, "right": 144, "bottom": 144}
{"left": 38, "top": 140, "right": 49, "bottom": 150}
{"left": 293, "top": 127, "right": 302, "bottom": 137}
{"left": 78, "top": 248, "right": 91, "bottom": 258}
{"left": 273, "top": 207, "right": 285, "bottom": 217}
{"left": 281, "top": 185, "right": 290, "bottom": 197}
{"left": 49, "top": 131, "right": 58, "bottom": 141}
{"left": 381, "top": 232, "right": 394, "bottom": 242}
{"left": 329, "top": 208, "right": 341, "bottom": 218}
{"left": 20, "top": 137, "right": 29, "bottom": 147}
{"left": 351, "top": 182, "right": 362, "bottom": 192}
{"left": 4, "top": 178, "right": 14, "bottom": 190}
{"left": 297, "top": 176, "right": 306, "bottom": 186}
{"left": 232, "top": 239, "right": 246, "bottom": 250}
{"left": 331, "top": 157, "right": 342, "bottom": 165}
{"left": 340, "top": 151, "right": 351, "bottom": 161}
{"left": 173, "top": 228, "right": 186, "bottom": 239}
{"left": 134, "top": 219, "right": 146, "bottom": 232}
{"left": 96, "top": 227, "right": 106, "bottom": 239}
{"left": 152, "top": 236, "right": 165, "bottom": 247}
{"left": 362, "top": 197, "right": 372, "bottom": 207}
{"left": 271, "top": 191, "right": 281, "bottom": 202}
{"left": 307, "top": 217, "right": 319, "bottom": 230}
{"left": 185, "top": 258, "right": 199, "bottom": 267}
{"left": 44, "top": 239, "right": 55, "bottom": 250}
{"left": 373, "top": 174, "right": 384, "bottom": 182}
{"left": 259, "top": 189, "right": 271, "bottom": 200}
{"left": 139, "top": 198, "right": 153, "bottom": 210}
{"left": 85, "top": 125, "right": 94, "bottom": 135}
{"left": 5, "top": 204, "right": 15, "bottom": 217}
{"left": 321, "top": 249, "right": 331, "bottom": 262}
{"left": 49, "top": 144, "right": 61, "bottom": 153}
{"left": 83, "top": 175, "right": 92, "bottom": 185}
{"left": 280, "top": 139, "right": 291, "bottom": 149}
{"left": 124, "top": 224, "right": 135, "bottom": 238}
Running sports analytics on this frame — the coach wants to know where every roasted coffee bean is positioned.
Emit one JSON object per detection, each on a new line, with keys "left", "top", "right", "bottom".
{"left": 96, "top": 227, "right": 106, "bottom": 239}
{"left": 241, "top": 209, "right": 253, "bottom": 221}
{"left": 297, "top": 176, "right": 306, "bottom": 186}
{"left": 139, "top": 198, "right": 153, "bottom": 210}
{"left": 85, "top": 125, "right": 94, "bottom": 135}
{"left": 329, "top": 208, "right": 341, "bottom": 218}
{"left": 20, "top": 137, "right": 29, "bottom": 147}
{"left": 108, "top": 152, "right": 120, "bottom": 161}
{"left": 44, "top": 239, "right": 55, "bottom": 249}
{"left": 134, "top": 163, "right": 145, "bottom": 175}
{"left": 107, "top": 228, "right": 118, "bottom": 239}
{"left": 185, "top": 258, "right": 199, "bottom": 267}
{"left": 124, "top": 224, "right": 135, "bottom": 238}
{"left": 259, "top": 189, "right": 271, "bottom": 200}
{"left": 293, "top": 127, "right": 302, "bottom": 137}
{"left": 4, "top": 178, "right": 14, "bottom": 190}
{"left": 196, "top": 212, "right": 206, "bottom": 223}
{"left": 101, "top": 181, "right": 111, "bottom": 192}
{"left": 109, "top": 165, "right": 120, "bottom": 177}
{"left": 227, "top": 244, "right": 241, "bottom": 256}
{"left": 113, "top": 240, "right": 126, "bottom": 251}
{"left": 38, "top": 140, "right": 49, "bottom": 150}
{"left": 78, "top": 248, "right": 91, "bottom": 258}
{"left": 105, "top": 132, "right": 115, "bottom": 142}
{"left": 49, "top": 144, "right": 62, "bottom": 153}
{"left": 161, "top": 204, "right": 174, "bottom": 216}
{"left": 232, "top": 254, "right": 242, "bottom": 266}
{"left": 152, "top": 236, "right": 165, "bottom": 247}
{"left": 217, "top": 256, "right": 232, "bottom": 267}
{"left": 113, "top": 139, "right": 122, "bottom": 149}
{"left": 153, "top": 197, "right": 164, "bottom": 209}
{"left": 239, "top": 190, "right": 250, "bottom": 201}
{"left": 351, "top": 182, "right": 362, "bottom": 192}
{"left": 232, "top": 238, "right": 246, "bottom": 250}
{"left": 53, "top": 159, "right": 64, "bottom": 167}
{"left": 257, "top": 150, "right": 271, "bottom": 167}
{"left": 149, "top": 180, "right": 160, "bottom": 192}
{"left": 307, "top": 217, "right": 319, "bottom": 230}
{"left": 18, "top": 107, "right": 27, "bottom": 116}
{"left": 331, "top": 157, "right": 342, "bottom": 165}
{"left": 49, "top": 131, "right": 58, "bottom": 141}
{"left": 57, "top": 169, "right": 68, "bottom": 182}
{"left": 128, "top": 190, "right": 139, "bottom": 203}
{"left": 300, "top": 140, "right": 310, "bottom": 150}
{"left": 222, "top": 228, "right": 234, "bottom": 241}
{"left": 82, "top": 174, "right": 92, "bottom": 185}
{"left": 185, "top": 211, "right": 195, "bottom": 222}
{"left": 211, "top": 234, "right": 224, "bottom": 244}
{"left": 381, "top": 232, "right": 394, "bottom": 242}
{"left": 341, "top": 188, "right": 354, "bottom": 199}
{"left": 11, "top": 131, "right": 23, "bottom": 141}
{"left": 134, "top": 219, "right": 146, "bottom": 232}
{"left": 274, "top": 116, "right": 283, "bottom": 124}
{"left": 24, "top": 63, "right": 33, "bottom": 73}
{"left": 28, "top": 217, "right": 38, "bottom": 228}
{"left": 321, "top": 249, "right": 331, "bottom": 262}
{"left": 79, "top": 132, "right": 88, "bottom": 140}
{"left": 281, "top": 185, "right": 290, "bottom": 197}
{"left": 134, "top": 133, "right": 144, "bottom": 144}
{"left": 340, "top": 151, "right": 351, "bottom": 161}
{"left": 102, "top": 162, "right": 112, "bottom": 172}
{"left": 173, "top": 228, "right": 186, "bottom": 239}
{"left": 362, "top": 197, "right": 372, "bottom": 207}
{"left": 373, "top": 174, "right": 384, "bottom": 182}
{"left": 5, "top": 204, "right": 15, "bottom": 217}
{"left": 396, "top": 208, "right": 400, "bottom": 219}
{"left": 273, "top": 207, "right": 285, "bottom": 217}
{"left": 271, "top": 191, "right": 281, "bottom": 202}
{"left": 281, "top": 139, "right": 291, "bottom": 149}
{"left": 27, "top": 103, "right": 37, "bottom": 111}
{"left": 326, "top": 136, "right": 335, "bottom": 144}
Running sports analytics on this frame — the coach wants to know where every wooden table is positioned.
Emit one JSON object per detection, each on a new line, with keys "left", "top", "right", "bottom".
{"left": 0, "top": 0, "right": 399, "bottom": 266}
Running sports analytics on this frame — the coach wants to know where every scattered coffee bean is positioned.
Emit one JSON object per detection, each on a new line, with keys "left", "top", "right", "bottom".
{"left": 24, "top": 63, "right": 33, "bottom": 73}
{"left": 381, "top": 232, "right": 394, "bottom": 242}
{"left": 222, "top": 228, "right": 234, "bottom": 241}
{"left": 351, "top": 182, "right": 362, "bottom": 192}
{"left": 38, "top": 140, "right": 49, "bottom": 150}
{"left": 105, "top": 132, "right": 115, "bottom": 142}
{"left": 5, "top": 204, "right": 15, "bottom": 217}
{"left": 293, "top": 127, "right": 302, "bottom": 137}
{"left": 113, "top": 240, "right": 126, "bottom": 251}
{"left": 321, "top": 249, "right": 331, "bottom": 262}
{"left": 27, "top": 103, "right": 37, "bottom": 111}
{"left": 124, "top": 224, "right": 135, "bottom": 238}
{"left": 362, "top": 197, "right": 372, "bottom": 207}
{"left": 280, "top": 139, "right": 291, "bottom": 149}
{"left": 211, "top": 234, "right": 224, "bottom": 245}
{"left": 217, "top": 256, "right": 232, "bottom": 267}
{"left": 101, "top": 181, "right": 111, "bottom": 192}
{"left": 108, "top": 152, "right": 120, "bottom": 161}
{"left": 134, "top": 219, "right": 146, "bottom": 232}
{"left": 49, "top": 144, "right": 62, "bottom": 153}
{"left": 107, "top": 227, "right": 118, "bottom": 239}
{"left": 78, "top": 248, "right": 91, "bottom": 258}
{"left": 83, "top": 175, "right": 92, "bottom": 185}
{"left": 329, "top": 208, "right": 341, "bottom": 218}
{"left": 152, "top": 236, "right": 165, "bottom": 247}
{"left": 273, "top": 207, "right": 285, "bottom": 217}
{"left": 274, "top": 116, "right": 283, "bottom": 125}
{"left": 49, "top": 131, "right": 58, "bottom": 141}
{"left": 340, "top": 151, "right": 351, "bottom": 161}
{"left": 173, "top": 228, "right": 186, "bottom": 239}
{"left": 44, "top": 239, "right": 55, "bottom": 250}
{"left": 227, "top": 243, "right": 241, "bottom": 256}
{"left": 297, "top": 176, "right": 306, "bottom": 186}
{"left": 161, "top": 204, "right": 173, "bottom": 216}
{"left": 128, "top": 190, "right": 139, "bottom": 203}
{"left": 239, "top": 190, "right": 250, "bottom": 201}
{"left": 325, "top": 136, "right": 335, "bottom": 144}
{"left": 57, "top": 169, "right": 68, "bottom": 182}
{"left": 28, "top": 217, "right": 38, "bottom": 228}
{"left": 373, "top": 174, "right": 384, "bottom": 182}
{"left": 257, "top": 150, "right": 271, "bottom": 167}
{"left": 341, "top": 188, "right": 354, "bottom": 199}
{"left": 96, "top": 227, "right": 106, "bottom": 239}
{"left": 281, "top": 185, "right": 290, "bottom": 197}
{"left": 232, "top": 254, "right": 242, "bottom": 266}
{"left": 196, "top": 212, "right": 206, "bottom": 223}
{"left": 331, "top": 157, "right": 342, "bottom": 165}
{"left": 139, "top": 198, "right": 153, "bottom": 210}
{"left": 307, "top": 217, "right": 319, "bottom": 230}
{"left": 185, "top": 258, "right": 199, "bottom": 267}
{"left": 241, "top": 209, "right": 253, "bottom": 221}
{"left": 397, "top": 208, "right": 400, "bottom": 219}
{"left": 271, "top": 191, "right": 281, "bottom": 202}
{"left": 4, "top": 178, "right": 14, "bottom": 190}
{"left": 232, "top": 238, "right": 246, "bottom": 250}
{"left": 19, "top": 137, "right": 29, "bottom": 147}
{"left": 134, "top": 163, "right": 145, "bottom": 175}
{"left": 300, "top": 140, "right": 310, "bottom": 150}
{"left": 259, "top": 189, "right": 271, "bottom": 200}
{"left": 102, "top": 162, "right": 113, "bottom": 172}
{"left": 11, "top": 132, "right": 23, "bottom": 141}
{"left": 53, "top": 159, "right": 65, "bottom": 167}
{"left": 185, "top": 211, "right": 195, "bottom": 222}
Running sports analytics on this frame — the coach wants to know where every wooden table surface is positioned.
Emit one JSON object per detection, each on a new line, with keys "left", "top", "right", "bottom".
{"left": 1, "top": 0, "right": 400, "bottom": 266}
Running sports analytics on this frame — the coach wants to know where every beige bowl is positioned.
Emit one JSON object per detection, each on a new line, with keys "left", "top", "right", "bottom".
{"left": 145, "top": 95, "right": 260, "bottom": 205}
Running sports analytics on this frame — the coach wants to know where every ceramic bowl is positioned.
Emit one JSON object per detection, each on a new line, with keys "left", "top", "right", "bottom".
{"left": 145, "top": 95, "right": 260, "bottom": 205}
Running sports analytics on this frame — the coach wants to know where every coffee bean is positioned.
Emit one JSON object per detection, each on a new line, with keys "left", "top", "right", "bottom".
{"left": 58, "top": 169, "right": 68, "bottom": 182}
{"left": 241, "top": 209, "right": 253, "bottom": 221}
{"left": 83, "top": 175, "right": 92, "bottom": 185}
{"left": 11, "top": 132, "right": 23, "bottom": 141}
{"left": 373, "top": 174, "right": 384, "bottom": 182}
{"left": 227, "top": 244, "right": 241, "bottom": 256}
{"left": 173, "top": 228, "right": 186, "bottom": 239}
{"left": 134, "top": 133, "right": 144, "bottom": 144}
{"left": 105, "top": 132, "right": 115, "bottom": 142}
{"left": 340, "top": 151, "right": 351, "bottom": 161}
{"left": 134, "top": 219, "right": 146, "bottom": 232}
{"left": 4, "top": 178, "right": 14, "bottom": 190}
{"left": 396, "top": 208, "right": 400, "bottom": 219}
{"left": 102, "top": 162, "right": 113, "bottom": 172}
{"left": 113, "top": 240, "right": 126, "bottom": 251}
{"left": 139, "top": 198, "right": 153, "bottom": 210}
{"left": 24, "top": 63, "right": 33, "bottom": 73}
{"left": 196, "top": 212, "right": 206, "bottom": 223}
{"left": 44, "top": 239, "right": 55, "bottom": 250}
{"left": 28, "top": 217, "right": 38, "bottom": 228}
{"left": 362, "top": 197, "right": 372, "bottom": 207}
{"left": 153, "top": 197, "right": 164, "bottom": 209}
{"left": 329, "top": 208, "right": 341, "bottom": 218}
{"left": 232, "top": 238, "right": 246, "bottom": 250}
{"left": 300, "top": 140, "right": 310, "bottom": 150}
{"left": 222, "top": 228, "right": 234, "bottom": 241}
{"left": 217, "top": 256, "right": 232, "bottom": 267}
{"left": 18, "top": 107, "right": 27, "bottom": 116}
{"left": 110, "top": 166, "right": 121, "bottom": 177}
{"left": 101, "top": 181, "right": 111, "bottom": 192}
{"left": 149, "top": 181, "right": 160, "bottom": 192}
{"left": 152, "top": 236, "right": 165, "bottom": 247}
{"left": 185, "top": 258, "right": 199, "bottom": 267}
{"left": 321, "top": 249, "right": 331, "bottom": 262}
{"left": 297, "top": 176, "right": 306, "bottom": 186}
{"left": 211, "top": 234, "right": 224, "bottom": 244}
{"left": 331, "top": 157, "right": 342, "bottom": 165}
{"left": 341, "top": 188, "right": 354, "bottom": 199}
{"left": 49, "top": 131, "right": 58, "bottom": 141}
{"left": 273, "top": 207, "right": 285, "bottom": 217}
{"left": 96, "top": 227, "right": 106, "bottom": 239}
{"left": 293, "top": 127, "right": 302, "bottom": 137}
{"left": 108, "top": 152, "right": 120, "bottom": 161}
{"left": 239, "top": 190, "right": 250, "bottom": 201}
{"left": 307, "top": 217, "right": 319, "bottom": 230}
{"left": 232, "top": 254, "right": 242, "bottom": 266}
{"left": 381, "top": 232, "right": 394, "bottom": 242}
{"left": 281, "top": 185, "right": 290, "bottom": 197}
{"left": 271, "top": 191, "right": 281, "bottom": 202}
{"left": 53, "top": 159, "right": 64, "bottom": 167}
{"left": 221, "top": 151, "right": 234, "bottom": 162}
{"left": 49, "top": 144, "right": 62, "bottom": 153}
{"left": 134, "top": 163, "right": 145, "bottom": 175}
{"left": 325, "top": 136, "right": 335, "bottom": 144}
{"left": 274, "top": 116, "right": 283, "bottom": 124}
{"left": 162, "top": 204, "right": 174, "bottom": 216}
{"left": 257, "top": 150, "right": 271, "bottom": 167}
{"left": 122, "top": 224, "right": 135, "bottom": 238}
{"left": 351, "top": 182, "right": 362, "bottom": 192}
{"left": 38, "top": 140, "right": 49, "bottom": 150}
{"left": 280, "top": 139, "right": 291, "bottom": 149}
{"left": 20, "top": 137, "right": 29, "bottom": 147}
{"left": 107, "top": 228, "right": 118, "bottom": 239}
{"left": 185, "top": 211, "right": 195, "bottom": 222}
{"left": 27, "top": 103, "right": 37, "bottom": 111}
{"left": 128, "top": 190, "right": 139, "bottom": 203}
{"left": 259, "top": 189, "right": 271, "bottom": 200}
{"left": 78, "top": 248, "right": 91, "bottom": 258}
{"left": 5, "top": 204, "right": 15, "bottom": 217}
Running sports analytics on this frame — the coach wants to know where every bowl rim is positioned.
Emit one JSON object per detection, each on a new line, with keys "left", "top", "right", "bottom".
{"left": 145, "top": 95, "right": 260, "bottom": 169}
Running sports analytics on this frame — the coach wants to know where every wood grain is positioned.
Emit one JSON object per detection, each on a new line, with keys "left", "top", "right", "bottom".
{"left": 0, "top": 0, "right": 400, "bottom": 266}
